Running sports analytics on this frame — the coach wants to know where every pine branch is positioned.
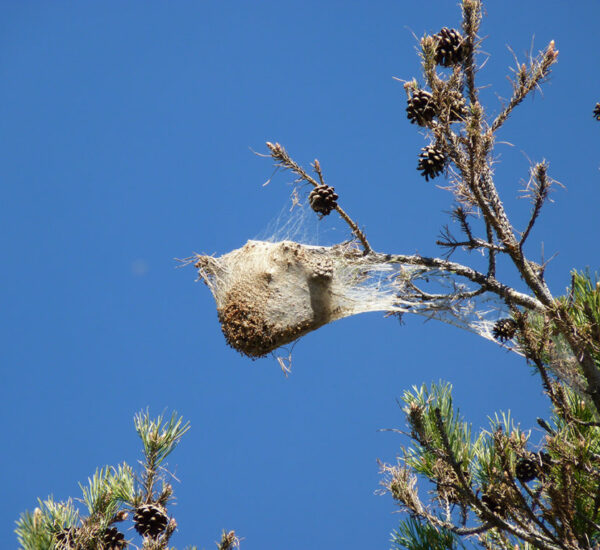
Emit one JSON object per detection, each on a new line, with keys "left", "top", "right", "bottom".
{"left": 436, "top": 231, "right": 506, "bottom": 254}
{"left": 520, "top": 162, "right": 553, "bottom": 248}
{"left": 134, "top": 410, "right": 190, "bottom": 503}
{"left": 491, "top": 430, "right": 565, "bottom": 549}
{"left": 485, "top": 219, "right": 496, "bottom": 277}
{"left": 392, "top": 516, "right": 463, "bottom": 550}
{"left": 15, "top": 412, "right": 234, "bottom": 550}
{"left": 461, "top": 0, "right": 482, "bottom": 105}
{"left": 265, "top": 141, "right": 372, "bottom": 253}
{"left": 377, "top": 251, "right": 543, "bottom": 311}
{"left": 491, "top": 41, "right": 559, "bottom": 133}
{"left": 217, "top": 530, "right": 241, "bottom": 550}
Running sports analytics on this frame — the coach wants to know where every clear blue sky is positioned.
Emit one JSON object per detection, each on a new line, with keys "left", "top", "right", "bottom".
{"left": 1, "top": 1, "right": 599, "bottom": 549}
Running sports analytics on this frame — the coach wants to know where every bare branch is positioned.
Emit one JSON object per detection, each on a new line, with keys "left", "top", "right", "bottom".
{"left": 452, "top": 206, "right": 475, "bottom": 241}
{"left": 436, "top": 232, "right": 506, "bottom": 254}
{"left": 312, "top": 158, "right": 325, "bottom": 186}
{"left": 491, "top": 41, "right": 559, "bottom": 133}
{"left": 520, "top": 161, "right": 552, "bottom": 248}
{"left": 485, "top": 219, "right": 496, "bottom": 277}
{"left": 461, "top": 0, "right": 483, "bottom": 105}
{"left": 266, "top": 142, "right": 372, "bottom": 253}
{"left": 375, "top": 251, "right": 543, "bottom": 311}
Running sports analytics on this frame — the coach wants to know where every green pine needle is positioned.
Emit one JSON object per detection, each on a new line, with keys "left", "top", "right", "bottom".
{"left": 134, "top": 409, "right": 191, "bottom": 468}
{"left": 392, "top": 516, "right": 462, "bottom": 550}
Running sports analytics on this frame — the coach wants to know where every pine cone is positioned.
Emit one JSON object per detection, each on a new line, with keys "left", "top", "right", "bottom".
{"left": 516, "top": 451, "right": 553, "bottom": 483}
{"left": 492, "top": 318, "right": 517, "bottom": 342}
{"left": 515, "top": 456, "right": 538, "bottom": 483}
{"left": 55, "top": 527, "right": 79, "bottom": 549}
{"left": 133, "top": 504, "right": 169, "bottom": 538}
{"left": 445, "top": 89, "right": 467, "bottom": 122}
{"left": 406, "top": 89, "right": 435, "bottom": 127}
{"left": 103, "top": 526, "right": 127, "bottom": 549}
{"left": 309, "top": 184, "right": 338, "bottom": 216}
{"left": 417, "top": 145, "right": 445, "bottom": 181}
{"left": 481, "top": 489, "right": 506, "bottom": 516}
{"left": 434, "top": 28, "right": 466, "bottom": 67}
{"left": 594, "top": 103, "right": 600, "bottom": 121}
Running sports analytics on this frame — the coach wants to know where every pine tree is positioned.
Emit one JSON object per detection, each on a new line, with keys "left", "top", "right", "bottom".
{"left": 375, "top": 2, "right": 600, "bottom": 548}
{"left": 261, "top": 2, "right": 600, "bottom": 548}
{"left": 17, "top": 2, "right": 600, "bottom": 549}
{"left": 15, "top": 411, "right": 240, "bottom": 550}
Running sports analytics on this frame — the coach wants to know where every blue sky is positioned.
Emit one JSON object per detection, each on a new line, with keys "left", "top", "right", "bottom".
{"left": 1, "top": 1, "right": 599, "bottom": 549}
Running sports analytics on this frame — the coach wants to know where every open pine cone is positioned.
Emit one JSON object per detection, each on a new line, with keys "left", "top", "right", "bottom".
{"left": 309, "top": 184, "right": 339, "bottom": 216}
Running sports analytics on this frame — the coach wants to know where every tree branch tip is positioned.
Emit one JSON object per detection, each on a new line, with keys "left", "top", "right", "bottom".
{"left": 266, "top": 141, "right": 284, "bottom": 156}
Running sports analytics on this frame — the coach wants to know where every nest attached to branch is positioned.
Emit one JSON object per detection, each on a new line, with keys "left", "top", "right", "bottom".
{"left": 194, "top": 239, "right": 507, "bottom": 359}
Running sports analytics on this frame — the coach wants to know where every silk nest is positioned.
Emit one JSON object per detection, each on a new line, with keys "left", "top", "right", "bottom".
{"left": 194, "top": 238, "right": 511, "bottom": 359}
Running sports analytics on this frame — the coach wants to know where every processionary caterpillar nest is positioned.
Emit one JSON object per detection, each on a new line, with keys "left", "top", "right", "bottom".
{"left": 194, "top": 240, "right": 408, "bottom": 358}
{"left": 191, "top": 143, "right": 533, "bottom": 362}
{"left": 194, "top": 239, "right": 511, "bottom": 358}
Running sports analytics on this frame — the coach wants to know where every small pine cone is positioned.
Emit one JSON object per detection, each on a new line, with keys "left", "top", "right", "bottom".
{"left": 594, "top": 103, "right": 600, "bottom": 121}
{"left": 406, "top": 89, "right": 436, "bottom": 127}
{"left": 481, "top": 490, "right": 506, "bottom": 516}
{"left": 434, "top": 28, "right": 466, "bottom": 67}
{"left": 417, "top": 145, "right": 445, "bottom": 181}
{"left": 446, "top": 89, "right": 467, "bottom": 122}
{"left": 492, "top": 318, "right": 517, "bottom": 342}
{"left": 309, "top": 184, "right": 338, "bottom": 216}
{"left": 515, "top": 456, "right": 538, "bottom": 483}
{"left": 133, "top": 504, "right": 169, "bottom": 538}
{"left": 55, "top": 527, "right": 79, "bottom": 549}
{"left": 103, "top": 526, "right": 127, "bottom": 550}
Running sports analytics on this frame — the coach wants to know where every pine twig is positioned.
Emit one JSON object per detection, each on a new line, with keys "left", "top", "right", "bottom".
{"left": 491, "top": 41, "right": 559, "bottom": 133}
{"left": 378, "top": 251, "right": 543, "bottom": 311}
{"left": 461, "top": 0, "right": 483, "bottom": 105}
{"left": 266, "top": 141, "right": 320, "bottom": 187}
{"left": 266, "top": 142, "right": 372, "bottom": 253}
{"left": 217, "top": 530, "right": 240, "bottom": 550}
{"left": 313, "top": 158, "right": 325, "bottom": 186}
{"left": 520, "top": 161, "right": 553, "bottom": 248}
{"left": 485, "top": 219, "right": 496, "bottom": 277}
{"left": 452, "top": 206, "right": 475, "bottom": 241}
{"left": 436, "top": 231, "right": 506, "bottom": 254}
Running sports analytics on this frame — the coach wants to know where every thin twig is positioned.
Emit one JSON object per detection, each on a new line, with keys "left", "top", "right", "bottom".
{"left": 403, "top": 279, "right": 487, "bottom": 303}
{"left": 266, "top": 142, "right": 372, "bottom": 253}
{"left": 491, "top": 41, "right": 559, "bottom": 133}
{"left": 461, "top": 0, "right": 482, "bottom": 105}
{"left": 376, "top": 251, "right": 543, "bottom": 311}
{"left": 266, "top": 142, "right": 320, "bottom": 187}
{"left": 336, "top": 205, "right": 371, "bottom": 253}
{"left": 485, "top": 219, "right": 496, "bottom": 277}
{"left": 436, "top": 235, "right": 506, "bottom": 253}
{"left": 452, "top": 206, "right": 475, "bottom": 241}
{"left": 520, "top": 162, "right": 551, "bottom": 248}
{"left": 313, "top": 158, "right": 325, "bottom": 186}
